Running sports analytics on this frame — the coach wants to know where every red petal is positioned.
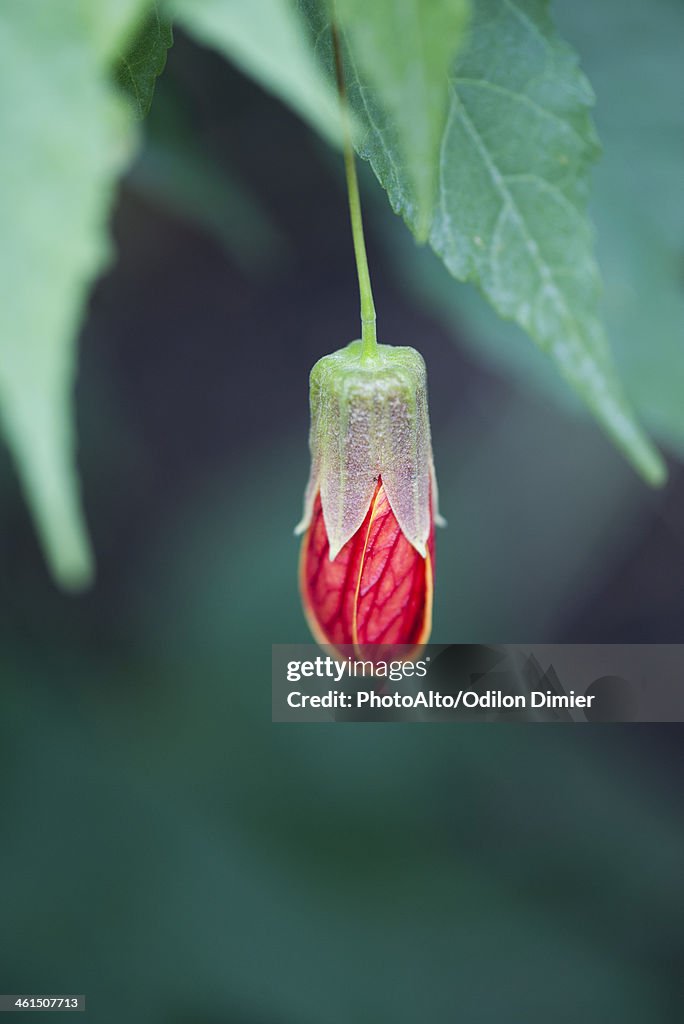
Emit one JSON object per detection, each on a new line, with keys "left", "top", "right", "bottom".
{"left": 299, "top": 479, "right": 434, "bottom": 659}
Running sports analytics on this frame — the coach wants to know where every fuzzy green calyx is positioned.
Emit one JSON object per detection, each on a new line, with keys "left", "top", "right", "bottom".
{"left": 296, "top": 341, "right": 442, "bottom": 560}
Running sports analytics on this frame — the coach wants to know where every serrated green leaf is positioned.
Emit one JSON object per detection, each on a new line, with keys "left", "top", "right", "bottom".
{"left": 0, "top": 0, "right": 148, "bottom": 588}
{"left": 556, "top": 0, "right": 684, "bottom": 455}
{"left": 430, "top": 0, "right": 665, "bottom": 485}
{"left": 335, "top": 0, "right": 470, "bottom": 241}
{"left": 169, "top": 0, "right": 341, "bottom": 145}
{"left": 301, "top": 0, "right": 666, "bottom": 486}
{"left": 115, "top": 2, "right": 174, "bottom": 120}
{"left": 390, "top": 0, "right": 684, "bottom": 459}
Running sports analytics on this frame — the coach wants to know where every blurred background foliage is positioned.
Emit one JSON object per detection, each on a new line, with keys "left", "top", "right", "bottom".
{"left": 1, "top": 1, "right": 684, "bottom": 1021}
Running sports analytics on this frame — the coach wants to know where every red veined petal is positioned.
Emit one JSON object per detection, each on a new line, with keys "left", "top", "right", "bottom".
{"left": 353, "top": 484, "right": 433, "bottom": 657}
{"left": 299, "top": 478, "right": 434, "bottom": 660}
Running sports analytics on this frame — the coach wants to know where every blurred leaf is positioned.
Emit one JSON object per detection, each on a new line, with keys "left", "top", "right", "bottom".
{"left": 170, "top": 0, "right": 342, "bottom": 145}
{"left": 302, "top": 0, "right": 665, "bottom": 486}
{"left": 115, "top": 2, "right": 174, "bottom": 119}
{"left": 0, "top": 0, "right": 148, "bottom": 588}
{"left": 334, "top": 0, "right": 470, "bottom": 240}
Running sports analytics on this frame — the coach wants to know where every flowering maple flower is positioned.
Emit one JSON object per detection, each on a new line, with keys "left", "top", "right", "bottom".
{"left": 296, "top": 340, "right": 443, "bottom": 658}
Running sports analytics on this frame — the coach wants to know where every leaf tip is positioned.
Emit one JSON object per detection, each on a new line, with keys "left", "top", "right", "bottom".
{"left": 53, "top": 546, "right": 96, "bottom": 594}
{"left": 610, "top": 408, "right": 668, "bottom": 489}
{"left": 642, "top": 449, "right": 668, "bottom": 489}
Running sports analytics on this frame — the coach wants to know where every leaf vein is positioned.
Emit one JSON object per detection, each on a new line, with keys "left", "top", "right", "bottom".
{"left": 450, "top": 88, "right": 581, "bottom": 345}
{"left": 451, "top": 76, "right": 586, "bottom": 148}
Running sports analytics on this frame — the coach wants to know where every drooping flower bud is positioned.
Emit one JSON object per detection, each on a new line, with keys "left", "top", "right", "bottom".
{"left": 296, "top": 340, "right": 443, "bottom": 656}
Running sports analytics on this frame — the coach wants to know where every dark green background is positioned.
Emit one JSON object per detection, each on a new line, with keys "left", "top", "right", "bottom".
{"left": 1, "top": 19, "right": 682, "bottom": 1024}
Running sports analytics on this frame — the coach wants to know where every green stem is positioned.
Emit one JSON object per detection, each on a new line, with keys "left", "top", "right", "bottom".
{"left": 332, "top": 21, "right": 377, "bottom": 358}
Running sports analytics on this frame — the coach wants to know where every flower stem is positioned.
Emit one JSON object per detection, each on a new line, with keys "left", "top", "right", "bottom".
{"left": 332, "top": 21, "right": 377, "bottom": 358}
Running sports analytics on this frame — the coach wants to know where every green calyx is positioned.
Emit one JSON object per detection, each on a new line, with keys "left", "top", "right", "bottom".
{"left": 296, "top": 340, "right": 442, "bottom": 560}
